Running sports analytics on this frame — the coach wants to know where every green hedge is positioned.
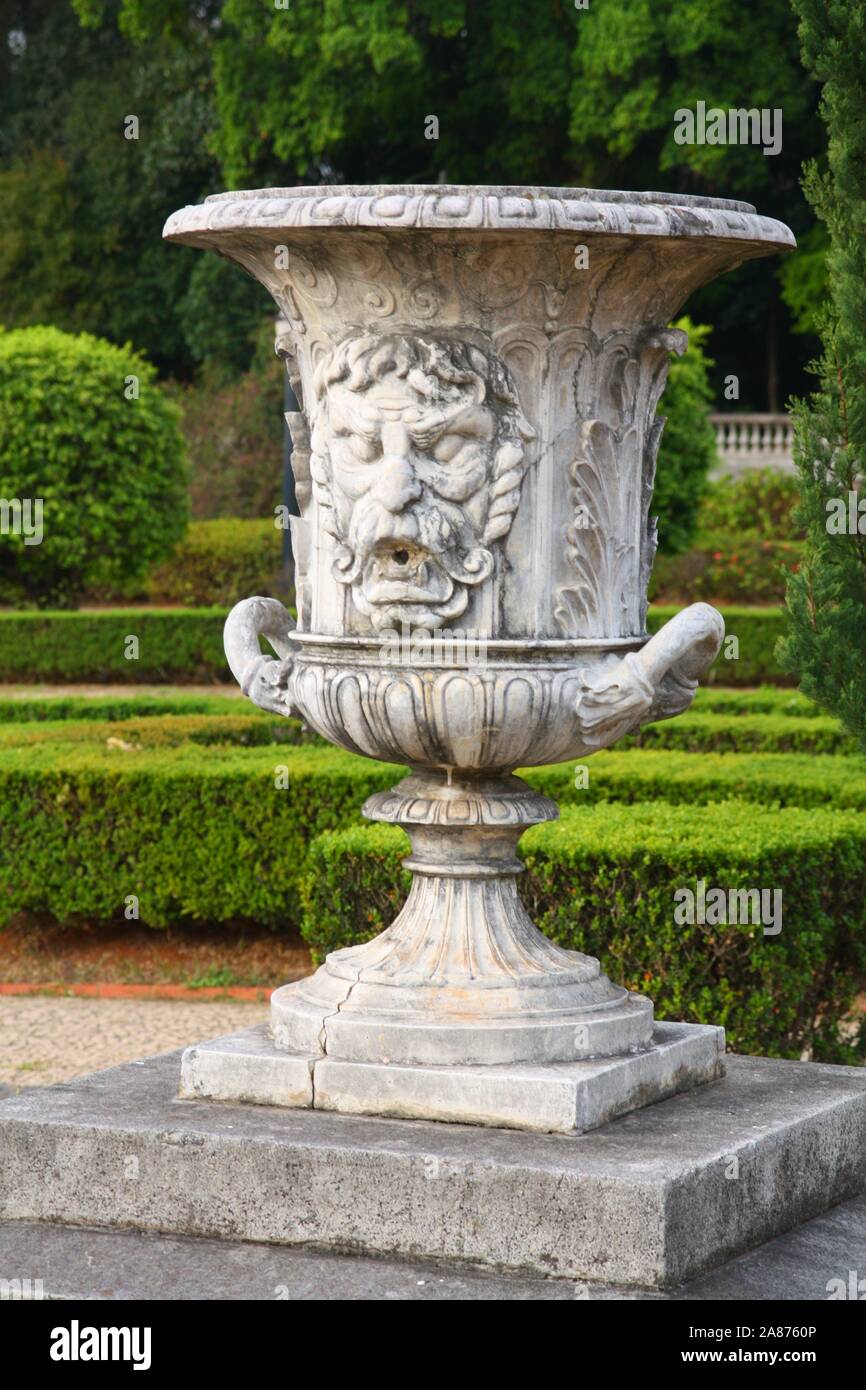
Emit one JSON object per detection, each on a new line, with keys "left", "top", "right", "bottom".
{"left": 0, "top": 682, "right": 821, "bottom": 726}
{"left": 0, "top": 745, "right": 400, "bottom": 927}
{"left": 541, "top": 748, "right": 866, "bottom": 812}
{"left": 0, "top": 605, "right": 789, "bottom": 685}
{"left": 0, "top": 693, "right": 256, "bottom": 723}
{"left": 1, "top": 742, "right": 864, "bottom": 937}
{"left": 299, "top": 805, "right": 866, "bottom": 1063}
{"left": 691, "top": 686, "right": 819, "bottom": 717}
{"left": 0, "top": 608, "right": 227, "bottom": 682}
{"left": 0, "top": 703, "right": 852, "bottom": 757}
{"left": 0, "top": 713, "right": 314, "bottom": 750}
{"left": 623, "top": 711, "right": 856, "bottom": 756}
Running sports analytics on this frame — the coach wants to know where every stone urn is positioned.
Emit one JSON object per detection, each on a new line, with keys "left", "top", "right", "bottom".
{"left": 165, "top": 186, "right": 793, "bottom": 1132}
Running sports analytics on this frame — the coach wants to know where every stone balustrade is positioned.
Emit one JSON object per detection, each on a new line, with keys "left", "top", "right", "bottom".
{"left": 709, "top": 412, "right": 795, "bottom": 475}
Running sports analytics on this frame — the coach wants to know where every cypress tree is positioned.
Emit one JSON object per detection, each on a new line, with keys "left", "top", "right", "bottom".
{"left": 779, "top": 0, "right": 866, "bottom": 747}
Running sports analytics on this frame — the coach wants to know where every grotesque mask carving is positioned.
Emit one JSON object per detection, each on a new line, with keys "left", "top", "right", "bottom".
{"left": 309, "top": 334, "right": 535, "bottom": 629}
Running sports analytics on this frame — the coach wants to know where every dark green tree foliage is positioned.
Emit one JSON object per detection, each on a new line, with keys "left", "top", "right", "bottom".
{"left": 654, "top": 318, "right": 716, "bottom": 555}
{"left": 779, "top": 0, "right": 866, "bottom": 749}
{"left": 0, "top": 0, "right": 267, "bottom": 376}
{"left": 0, "top": 326, "right": 189, "bottom": 607}
{"left": 68, "top": 0, "right": 823, "bottom": 402}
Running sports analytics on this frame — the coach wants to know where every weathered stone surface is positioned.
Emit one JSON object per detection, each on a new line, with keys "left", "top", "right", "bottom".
{"left": 2, "top": 1048, "right": 863, "bottom": 1289}
{"left": 181, "top": 1030, "right": 315, "bottom": 1109}
{"left": 2, "top": 1191, "right": 865, "bottom": 1300}
{"left": 181, "top": 1021, "right": 725, "bottom": 1134}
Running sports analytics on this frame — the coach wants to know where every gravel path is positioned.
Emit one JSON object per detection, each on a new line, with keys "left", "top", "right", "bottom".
{"left": 0, "top": 996, "right": 268, "bottom": 1087}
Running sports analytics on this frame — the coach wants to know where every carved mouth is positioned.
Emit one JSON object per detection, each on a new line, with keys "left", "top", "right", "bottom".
{"left": 362, "top": 543, "right": 454, "bottom": 605}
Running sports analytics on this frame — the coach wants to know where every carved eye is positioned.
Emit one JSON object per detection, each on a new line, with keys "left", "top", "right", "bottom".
{"left": 432, "top": 433, "right": 466, "bottom": 462}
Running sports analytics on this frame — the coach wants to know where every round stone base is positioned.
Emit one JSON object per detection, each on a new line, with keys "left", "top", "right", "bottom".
{"left": 271, "top": 979, "right": 654, "bottom": 1067}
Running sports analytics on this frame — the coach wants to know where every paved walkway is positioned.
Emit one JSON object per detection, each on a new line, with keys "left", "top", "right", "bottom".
{"left": 0, "top": 996, "right": 267, "bottom": 1087}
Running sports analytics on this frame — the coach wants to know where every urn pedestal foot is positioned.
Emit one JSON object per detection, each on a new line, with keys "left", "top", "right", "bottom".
{"left": 184, "top": 768, "right": 726, "bottom": 1132}
{"left": 272, "top": 769, "right": 656, "bottom": 1068}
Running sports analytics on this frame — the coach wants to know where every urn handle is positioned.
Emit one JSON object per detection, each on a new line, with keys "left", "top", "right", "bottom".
{"left": 574, "top": 602, "right": 724, "bottom": 750}
{"left": 223, "top": 596, "right": 298, "bottom": 717}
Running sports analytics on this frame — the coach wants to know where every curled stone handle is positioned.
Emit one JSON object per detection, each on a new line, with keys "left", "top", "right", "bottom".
{"left": 223, "top": 596, "right": 297, "bottom": 717}
{"left": 575, "top": 603, "right": 724, "bottom": 750}
{"left": 636, "top": 602, "right": 725, "bottom": 691}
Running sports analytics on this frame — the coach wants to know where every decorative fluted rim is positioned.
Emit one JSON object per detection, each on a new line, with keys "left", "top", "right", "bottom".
{"left": 163, "top": 184, "right": 795, "bottom": 250}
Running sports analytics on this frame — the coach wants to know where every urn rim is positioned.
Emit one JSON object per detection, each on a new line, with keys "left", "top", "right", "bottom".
{"left": 163, "top": 183, "right": 795, "bottom": 252}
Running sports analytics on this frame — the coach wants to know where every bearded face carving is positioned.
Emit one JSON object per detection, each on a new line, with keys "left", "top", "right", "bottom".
{"left": 309, "top": 334, "right": 535, "bottom": 630}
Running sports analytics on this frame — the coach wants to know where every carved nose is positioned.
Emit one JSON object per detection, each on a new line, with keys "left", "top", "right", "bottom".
{"left": 374, "top": 455, "right": 422, "bottom": 514}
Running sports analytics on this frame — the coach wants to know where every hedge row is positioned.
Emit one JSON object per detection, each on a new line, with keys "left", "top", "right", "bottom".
{"left": 0, "top": 713, "right": 315, "bottom": 750}
{"left": 0, "top": 693, "right": 253, "bottom": 723}
{"left": 0, "top": 683, "right": 822, "bottom": 725}
{"left": 0, "top": 744, "right": 398, "bottom": 926}
{"left": 0, "top": 605, "right": 788, "bottom": 684}
{"left": 622, "top": 711, "right": 857, "bottom": 756}
{"left": 537, "top": 748, "right": 866, "bottom": 812}
{"left": 1, "top": 743, "right": 864, "bottom": 936}
{"left": 691, "top": 686, "right": 819, "bottom": 718}
{"left": 298, "top": 804, "right": 866, "bottom": 1063}
{"left": 0, "top": 706, "right": 853, "bottom": 758}
{"left": 0, "top": 608, "right": 227, "bottom": 682}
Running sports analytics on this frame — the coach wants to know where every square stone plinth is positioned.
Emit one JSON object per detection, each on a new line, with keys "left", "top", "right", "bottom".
{"left": 2, "top": 1047, "right": 866, "bottom": 1289}
{"left": 180, "top": 1022, "right": 725, "bottom": 1135}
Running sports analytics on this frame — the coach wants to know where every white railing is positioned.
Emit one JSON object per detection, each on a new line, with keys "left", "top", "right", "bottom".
{"left": 709, "top": 413, "right": 795, "bottom": 475}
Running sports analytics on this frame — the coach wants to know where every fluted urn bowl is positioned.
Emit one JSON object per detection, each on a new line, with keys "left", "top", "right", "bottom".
{"left": 165, "top": 186, "right": 793, "bottom": 1071}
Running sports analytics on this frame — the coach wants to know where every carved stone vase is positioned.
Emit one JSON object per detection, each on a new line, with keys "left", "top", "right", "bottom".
{"left": 164, "top": 186, "right": 793, "bottom": 1132}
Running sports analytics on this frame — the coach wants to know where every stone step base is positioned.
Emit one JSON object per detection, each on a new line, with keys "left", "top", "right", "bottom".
{"left": 2, "top": 1194, "right": 865, "bottom": 1301}
{"left": 181, "top": 1020, "right": 725, "bottom": 1134}
{"left": 1, "top": 1049, "right": 865, "bottom": 1289}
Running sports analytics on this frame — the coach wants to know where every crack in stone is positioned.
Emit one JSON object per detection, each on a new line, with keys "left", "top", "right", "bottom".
{"left": 311, "top": 975, "right": 361, "bottom": 1108}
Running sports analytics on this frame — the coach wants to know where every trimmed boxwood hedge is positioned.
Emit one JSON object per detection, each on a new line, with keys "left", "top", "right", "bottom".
{"left": 623, "top": 711, "right": 857, "bottom": 755}
{"left": 0, "top": 744, "right": 400, "bottom": 928}
{"left": 0, "top": 693, "right": 255, "bottom": 723}
{"left": 0, "top": 608, "right": 227, "bottom": 683}
{"left": 0, "top": 684, "right": 818, "bottom": 725}
{"left": 692, "top": 686, "right": 819, "bottom": 717}
{"left": 543, "top": 749, "right": 866, "bottom": 811}
{"left": 0, "top": 741, "right": 864, "bottom": 936}
{"left": 0, "top": 714, "right": 313, "bottom": 750}
{"left": 299, "top": 805, "right": 866, "bottom": 1063}
{"left": 0, "top": 605, "right": 787, "bottom": 684}
{"left": 0, "top": 704, "right": 854, "bottom": 757}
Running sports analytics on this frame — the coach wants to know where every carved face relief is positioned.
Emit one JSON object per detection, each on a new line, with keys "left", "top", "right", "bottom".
{"left": 309, "top": 334, "right": 535, "bottom": 629}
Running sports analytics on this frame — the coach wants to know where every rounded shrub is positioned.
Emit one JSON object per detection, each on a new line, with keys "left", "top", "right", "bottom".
{"left": 0, "top": 325, "right": 188, "bottom": 606}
